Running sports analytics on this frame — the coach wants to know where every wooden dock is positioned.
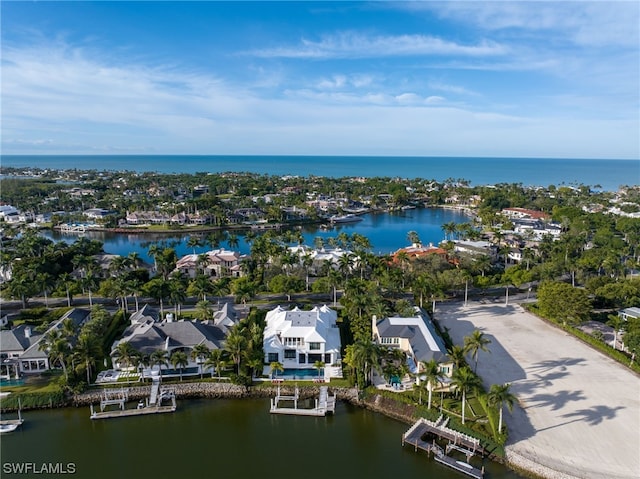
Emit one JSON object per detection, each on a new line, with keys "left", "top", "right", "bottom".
{"left": 402, "top": 417, "right": 484, "bottom": 479}
{"left": 270, "top": 385, "right": 336, "bottom": 417}
{"left": 90, "top": 403, "right": 176, "bottom": 420}
{"left": 90, "top": 384, "right": 177, "bottom": 420}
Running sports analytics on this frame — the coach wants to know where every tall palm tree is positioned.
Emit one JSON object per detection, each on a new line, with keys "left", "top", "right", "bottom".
{"left": 190, "top": 344, "right": 211, "bottom": 379}
{"left": 57, "top": 272, "right": 75, "bottom": 307}
{"left": 313, "top": 360, "right": 325, "bottom": 380}
{"left": 170, "top": 350, "right": 189, "bottom": 381}
{"left": 150, "top": 349, "right": 169, "bottom": 375}
{"left": 464, "top": 329, "right": 492, "bottom": 373}
{"left": 269, "top": 361, "right": 284, "bottom": 379}
{"left": 419, "top": 359, "right": 445, "bottom": 410}
{"left": 204, "top": 349, "right": 227, "bottom": 378}
{"left": 407, "top": 230, "right": 421, "bottom": 246}
{"left": 225, "top": 327, "right": 248, "bottom": 374}
{"left": 39, "top": 330, "right": 71, "bottom": 381}
{"left": 113, "top": 342, "right": 139, "bottom": 369}
{"left": 74, "top": 334, "right": 102, "bottom": 384}
{"left": 447, "top": 345, "right": 467, "bottom": 370}
{"left": 195, "top": 300, "right": 214, "bottom": 321}
{"left": 488, "top": 383, "right": 517, "bottom": 433}
{"left": 346, "top": 340, "right": 382, "bottom": 388}
{"left": 452, "top": 366, "right": 482, "bottom": 424}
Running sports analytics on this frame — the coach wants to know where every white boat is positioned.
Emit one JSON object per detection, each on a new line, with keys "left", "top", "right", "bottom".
{"left": 329, "top": 214, "right": 363, "bottom": 224}
{"left": 401, "top": 205, "right": 416, "bottom": 210}
{"left": 0, "top": 423, "right": 20, "bottom": 434}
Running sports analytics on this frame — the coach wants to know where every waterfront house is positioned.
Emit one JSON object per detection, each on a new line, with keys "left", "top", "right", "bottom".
{"left": 390, "top": 243, "right": 448, "bottom": 263}
{"left": 263, "top": 305, "right": 342, "bottom": 379}
{"left": 110, "top": 304, "right": 228, "bottom": 377}
{"left": 372, "top": 307, "right": 453, "bottom": 387}
{"left": 173, "top": 249, "right": 244, "bottom": 279}
{"left": 450, "top": 240, "right": 497, "bottom": 260}
{"left": 0, "top": 308, "right": 90, "bottom": 378}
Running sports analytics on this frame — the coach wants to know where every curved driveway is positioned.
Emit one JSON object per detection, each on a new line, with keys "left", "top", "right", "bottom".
{"left": 437, "top": 301, "right": 640, "bottom": 479}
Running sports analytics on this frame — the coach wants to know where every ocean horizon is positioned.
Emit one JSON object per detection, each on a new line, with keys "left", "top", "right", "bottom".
{"left": 1, "top": 155, "right": 638, "bottom": 192}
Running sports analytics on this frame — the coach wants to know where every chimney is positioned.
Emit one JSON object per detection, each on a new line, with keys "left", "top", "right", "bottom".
{"left": 25, "top": 326, "right": 32, "bottom": 338}
{"left": 371, "top": 315, "right": 377, "bottom": 340}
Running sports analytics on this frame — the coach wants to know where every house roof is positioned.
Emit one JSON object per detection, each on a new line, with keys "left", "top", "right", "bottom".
{"left": 0, "top": 324, "right": 42, "bottom": 353}
{"left": 375, "top": 309, "right": 447, "bottom": 363}
{"left": 263, "top": 305, "right": 341, "bottom": 353}
{"left": 112, "top": 319, "right": 226, "bottom": 355}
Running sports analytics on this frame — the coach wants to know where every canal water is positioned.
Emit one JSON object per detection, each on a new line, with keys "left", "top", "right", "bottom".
{"left": 42, "top": 207, "right": 469, "bottom": 263}
{"left": 1, "top": 398, "right": 523, "bottom": 479}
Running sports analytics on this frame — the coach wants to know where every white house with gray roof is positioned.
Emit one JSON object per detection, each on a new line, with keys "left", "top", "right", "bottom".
{"left": 110, "top": 304, "right": 230, "bottom": 377}
{"left": 263, "top": 305, "right": 342, "bottom": 380}
{"left": 0, "top": 308, "right": 90, "bottom": 378}
{"left": 372, "top": 307, "right": 453, "bottom": 386}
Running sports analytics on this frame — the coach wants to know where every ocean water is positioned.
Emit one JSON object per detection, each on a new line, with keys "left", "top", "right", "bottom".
{"left": 1, "top": 155, "right": 638, "bottom": 191}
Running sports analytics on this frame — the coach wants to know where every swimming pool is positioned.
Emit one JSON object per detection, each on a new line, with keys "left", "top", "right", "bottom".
{"left": 0, "top": 378, "right": 25, "bottom": 387}
{"left": 276, "top": 368, "right": 323, "bottom": 379}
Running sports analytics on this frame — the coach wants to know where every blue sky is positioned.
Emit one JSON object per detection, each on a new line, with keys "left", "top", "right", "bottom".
{"left": 1, "top": 1, "right": 638, "bottom": 158}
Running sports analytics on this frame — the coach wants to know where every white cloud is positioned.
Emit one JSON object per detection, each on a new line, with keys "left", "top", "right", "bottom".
{"left": 2, "top": 42, "right": 637, "bottom": 159}
{"left": 427, "top": 1, "right": 639, "bottom": 48}
{"left": 247, "top": 32, "right": 508, "bottom": 59}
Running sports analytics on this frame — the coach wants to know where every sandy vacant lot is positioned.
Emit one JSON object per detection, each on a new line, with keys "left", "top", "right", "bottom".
{"left": 437, "top": 301, "right": 640, "bottom": 479}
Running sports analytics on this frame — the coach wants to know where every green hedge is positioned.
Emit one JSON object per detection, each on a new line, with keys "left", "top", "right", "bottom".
{"left": 0, "top": 390, "right": 67, "bottom": 412}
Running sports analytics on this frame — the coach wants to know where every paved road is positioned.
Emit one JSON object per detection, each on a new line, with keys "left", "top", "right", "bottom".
{"left": 436, "top": 300, "right": 640, "bottom": 479}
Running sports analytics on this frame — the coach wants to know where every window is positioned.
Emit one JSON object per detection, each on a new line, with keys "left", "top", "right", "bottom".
{"left": 284, "top": 349, "right": 296, "bottom": 359}
{"left": 268, "top": 353, "right": 279, "bottom": 363}
{"left": 324, "top": 353, "right": 331, "bottom": 364}
{"left": 381, "top": 337, "right": 399, "bottom": 345}
{"left": 309, "top": 342, "right": 321, "bottom": 351}
{"left": 284, "top": 337, "right": 304, "bottom": 347}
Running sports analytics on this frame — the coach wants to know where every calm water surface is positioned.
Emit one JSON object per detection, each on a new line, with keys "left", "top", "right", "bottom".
{"left": 1, "top": 398, "right": 523, "bottom": 479}
{"left": 42, "top": 208, "right": 470, "bottom": 262}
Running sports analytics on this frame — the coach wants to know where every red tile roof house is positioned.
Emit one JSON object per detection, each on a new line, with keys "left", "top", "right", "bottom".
{"left": 174, "top": 249, "right": 244, "bottom": 279}
{"left": 501, "top": 207, "right": 550, "bottom": 221}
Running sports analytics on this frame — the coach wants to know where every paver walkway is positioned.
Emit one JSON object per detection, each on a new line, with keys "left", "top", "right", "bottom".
{"left": 437, "top": 301, "right": 640, "bottom": 479}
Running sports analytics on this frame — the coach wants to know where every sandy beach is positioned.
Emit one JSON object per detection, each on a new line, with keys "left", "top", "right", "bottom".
{"left": 437, "top": 301, "right": 640, "bottom": 479}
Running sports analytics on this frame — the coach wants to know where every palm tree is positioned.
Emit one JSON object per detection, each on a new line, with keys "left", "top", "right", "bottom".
{"left": 39, "top": 330, "right": 71, "bottom": 381}
{"left": 170, "top": 350, "right": 189, "bottom": 381}
{"left": 464, "top": 329, "right": 491, "bottom": 373}
{"left": 607, "top": 314, "right": 625, "bottom": 350}
{"left": 313, "top": 360, "right": 325, "bottom": 381}
{"left": 150, "top": 349, "right": 169, "bottom": 375}
{"left": 488, "top": 383, "right": 517, "bottom": 433}
{"left": 269, "top": 361, "right": 284, "bottom": 379}
{"left": 442, "top": 221, "right": 457, "bottom": 241}
{"left": 195, "top": 300, "right": 214, "bottom": 321}
{"left": 190, "top": 344, "right": 211, "bottom": 379}
{"left": 407, "top": 230, "right": 421, "bottom": 246}
{"left": 57, "top": 272, "right": 75, "bottom": 307}
{"left": 452, "top": 366, "right": 482, "bottom": 424}
{"left": 204, "top": 349, "right": 227, "bottom": 378}
{"left": 74, "top": 334, "right": 101, "bottom": 384}
{"left": 113, "top": 342, "right": 139, "bottom": 369}
{"left": 187, "top": 235, "right": 203, "bottom": 255}
{"left": 225, "top": 327, "right": 247, "bottom": 374}
{"left": 347, "top": 340, "right": 382, "bottom": 388}
{"left": 419, "top": 359, "right": 444, "bottom": 410}
{"left": 447, "top": 344, "right": 467, "bottom": 370}
{"left": 148, "top": 243, "right": 162, "bottom": 272}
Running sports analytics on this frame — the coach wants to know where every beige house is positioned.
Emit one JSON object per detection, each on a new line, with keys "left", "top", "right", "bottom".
{"left": 174, "top": 249, "right": 243, "bottom": 279}
{"left": 372, "top": 307, "right": 453, "bottom": 387}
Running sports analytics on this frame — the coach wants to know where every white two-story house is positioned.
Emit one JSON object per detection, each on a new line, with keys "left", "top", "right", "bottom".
{"left": 263, "top": 305, "right": 342, "bottom": 379}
